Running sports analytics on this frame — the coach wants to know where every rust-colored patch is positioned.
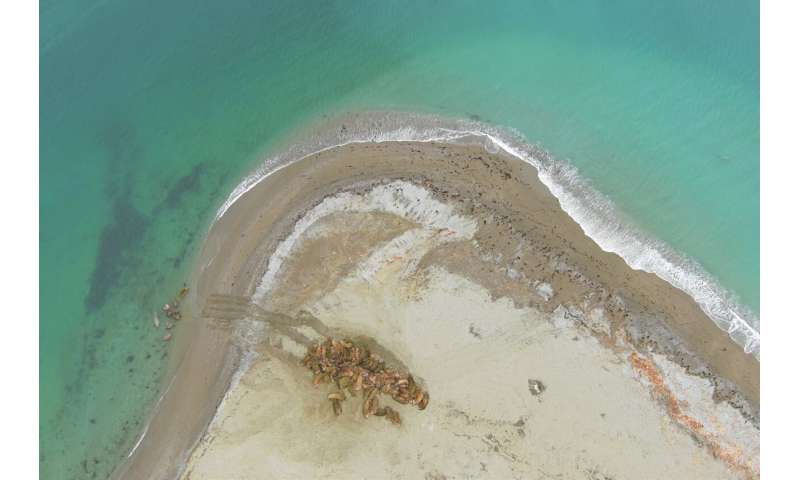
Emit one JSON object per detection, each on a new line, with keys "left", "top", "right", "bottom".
{"left": 303, "top": 337, "right": 429, "bottom": 426}
{"left": 629, "top": 352, "right": 758, "bottom": 479}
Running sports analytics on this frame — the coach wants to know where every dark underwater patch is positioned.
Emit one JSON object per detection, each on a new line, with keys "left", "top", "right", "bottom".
{"left": 155, "top": 162, "right": 207, "bottom": 213}
{"left": 84, "top": 198, "right": 150, "bottom": 312}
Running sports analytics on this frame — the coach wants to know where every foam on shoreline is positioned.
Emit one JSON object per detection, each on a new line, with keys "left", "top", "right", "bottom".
{"left": 185, "top": 175, "right": 758, "bottom": 479}
{"left": 120, "top": 138, "right": 756, "bottom": 480}
{"left": 214, "top": 111, "right": 760, "bottom": 358}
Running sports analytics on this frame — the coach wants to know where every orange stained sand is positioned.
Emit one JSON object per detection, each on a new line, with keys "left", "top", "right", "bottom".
{"left": 628, "top": 352, "right": 758, "bottom": 480}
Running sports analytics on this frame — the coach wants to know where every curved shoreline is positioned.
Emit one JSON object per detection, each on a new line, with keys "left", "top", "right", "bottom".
{"left": 117, "top": 138, "right": 758, "bottom": 480}
{"left": 216, "top": 111, "right": 759, "bottom": 358}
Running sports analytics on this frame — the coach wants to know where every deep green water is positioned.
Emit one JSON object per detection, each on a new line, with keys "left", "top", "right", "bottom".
{"left": 40, "top": 1, "right": 759, "bottom": 478}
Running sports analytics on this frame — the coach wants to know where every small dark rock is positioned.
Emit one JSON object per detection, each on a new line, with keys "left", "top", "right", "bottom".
{"left": 528, "top": 379, "right": 546, "bottom": 396}
{"left": 468, "top": 324, "right": 482, "bottom": 339}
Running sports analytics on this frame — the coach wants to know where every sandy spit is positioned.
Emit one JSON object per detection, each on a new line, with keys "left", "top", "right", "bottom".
{"left": 116, "top": 141, "right": 759, "bottom": 480}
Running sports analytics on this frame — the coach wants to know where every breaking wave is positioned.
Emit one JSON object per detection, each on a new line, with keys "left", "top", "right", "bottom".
{"left": 215, "top": 111, "right": 760, "bottom": 359}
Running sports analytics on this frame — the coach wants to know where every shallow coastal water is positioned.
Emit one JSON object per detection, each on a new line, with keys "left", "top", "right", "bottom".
{"left": 41, "top": 1, "right": 758, "bottom": 478}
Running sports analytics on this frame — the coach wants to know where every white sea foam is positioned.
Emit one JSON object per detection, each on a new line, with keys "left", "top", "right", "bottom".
{"left": 216, "top": 111, "right": 760, "bottom": 359}
{"left": 126, "top": 373, "right": 179, "bottom": 459}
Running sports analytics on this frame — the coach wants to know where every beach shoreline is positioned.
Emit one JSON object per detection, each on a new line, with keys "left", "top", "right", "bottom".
{"left": 117, "top": 140, "right": 759, "bottom": 480}
{"left": 213, "top": 111, "right": 760, "bottom": 359}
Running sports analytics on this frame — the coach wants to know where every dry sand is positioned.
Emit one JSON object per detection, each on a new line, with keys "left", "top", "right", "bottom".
{"left": 117, "top": 141, "right": 759, "bottom": 480}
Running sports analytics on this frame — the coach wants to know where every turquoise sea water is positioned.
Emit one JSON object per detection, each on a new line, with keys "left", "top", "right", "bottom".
{"left": 40, "top": 1, "right": 759, "bottom": 478}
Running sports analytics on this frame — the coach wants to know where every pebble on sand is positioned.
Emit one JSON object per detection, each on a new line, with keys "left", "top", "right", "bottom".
{"left": 528, "top": 379, "right": 546, "bottom": 396}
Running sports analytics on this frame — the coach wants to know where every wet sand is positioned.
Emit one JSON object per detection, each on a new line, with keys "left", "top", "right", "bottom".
{"left": 116, "top": 141, "right": 759, "bottom": 480}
